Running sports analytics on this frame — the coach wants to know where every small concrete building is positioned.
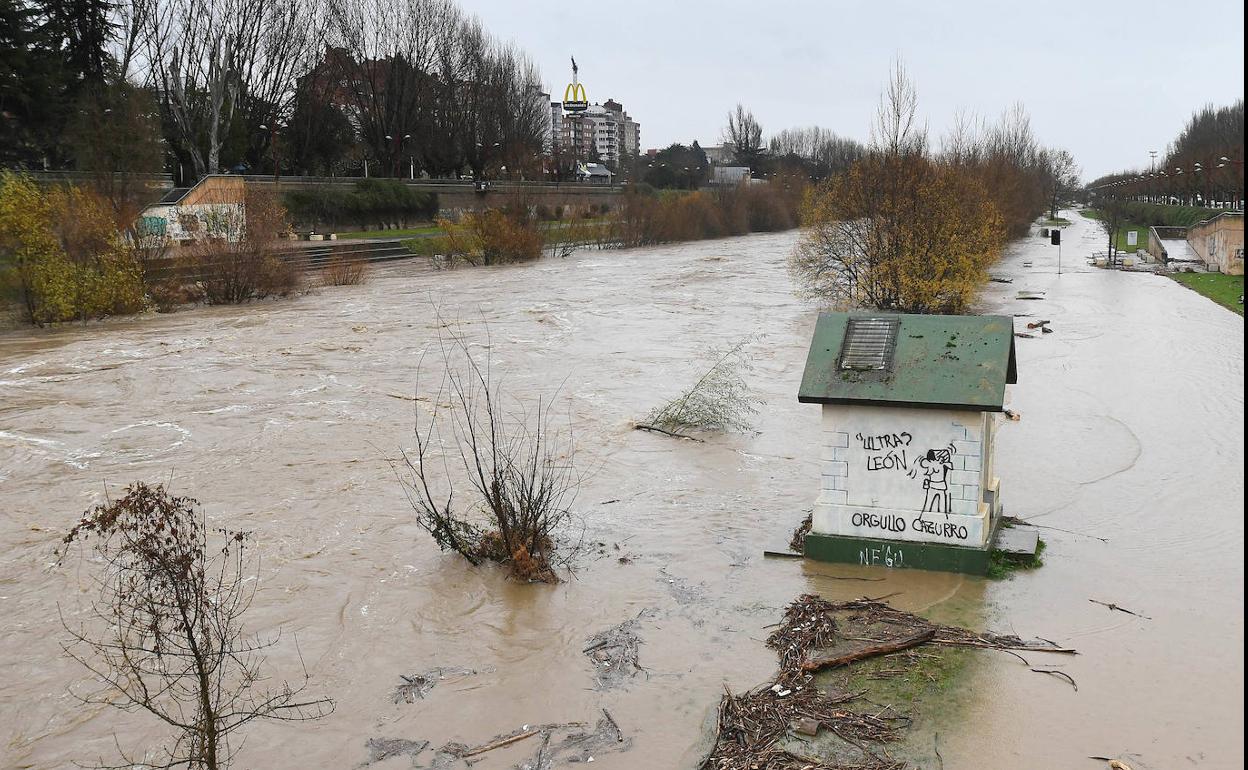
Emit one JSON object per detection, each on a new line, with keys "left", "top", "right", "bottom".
{"left": 137, "top": 175, "right": 247, "bottom": 246}
{"left": 1187, "top": 211, "right": 1244, "bottom": 275}
{"left": 797, "top": 312, "right": 1017, "bottom": 573}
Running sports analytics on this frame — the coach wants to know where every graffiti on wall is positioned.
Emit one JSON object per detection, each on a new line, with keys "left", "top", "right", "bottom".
{"left": 910, "top": 445, "right": 956, "bottom": 515}
{"left": 850, "top": 511, "right": 969, "bottom": 541}
{"left": 858, "top": 543, "right": 905, "bottom": 568}
{"left": 856, "top": 431, "right": 913, "bottom": 472}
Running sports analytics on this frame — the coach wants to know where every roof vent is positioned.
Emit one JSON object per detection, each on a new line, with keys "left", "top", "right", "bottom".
{"left": 839, "top": 317, "right": 900, "bottom": 371}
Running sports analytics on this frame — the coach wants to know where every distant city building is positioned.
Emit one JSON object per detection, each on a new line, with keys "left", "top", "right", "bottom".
{"left": 550, "top": 102, "right": 564, "bottom": 155}
{"left": 550, "top": 95, "right": 639, "bottom": 168}
{"left": 710, "top": 166, "right": 752, "bottom": 185}
{"left": 575, "top": 162, "right": 614, "bottom": 185}
{"left": 703, "top": 142, "right": 737, "bottom": 166}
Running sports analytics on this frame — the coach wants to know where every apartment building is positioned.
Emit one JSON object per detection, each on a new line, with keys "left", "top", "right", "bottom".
{"left": 551, "top": 97, "right": 639, "bottom": 167}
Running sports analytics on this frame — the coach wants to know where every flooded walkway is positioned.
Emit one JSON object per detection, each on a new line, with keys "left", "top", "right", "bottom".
{"left": 0, "top": 213, "right": 1242, "bottom": 768}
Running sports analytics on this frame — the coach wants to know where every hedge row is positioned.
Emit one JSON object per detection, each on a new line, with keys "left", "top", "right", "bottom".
{"left": 284, "top": 179, "right": 438, "bottom": 231}
{"left": 1119, "top": 201, "right": 1232, "bottom": 228}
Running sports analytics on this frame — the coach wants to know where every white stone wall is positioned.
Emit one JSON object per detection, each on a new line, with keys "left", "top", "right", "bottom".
{"left": 813, "top": 404, "right": 996, "bottom": 547}
{"left": 144, "top": 202, "right": 245, "bottom": 243}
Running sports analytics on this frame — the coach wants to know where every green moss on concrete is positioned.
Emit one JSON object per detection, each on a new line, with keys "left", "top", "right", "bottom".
{"left": 987, "top": 537, "right": 1046, "bottom": 580}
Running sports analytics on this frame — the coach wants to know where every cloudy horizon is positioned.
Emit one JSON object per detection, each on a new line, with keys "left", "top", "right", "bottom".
{"left": 462, "top": 0, "right": 1245, "bottom": 180}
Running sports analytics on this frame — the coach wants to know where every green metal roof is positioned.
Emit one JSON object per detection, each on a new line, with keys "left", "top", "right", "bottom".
{"left": 797, "top": 312, "right": 1017, "bottom": 411}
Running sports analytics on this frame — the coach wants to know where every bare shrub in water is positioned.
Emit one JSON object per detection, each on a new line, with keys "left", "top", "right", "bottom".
{"left": 187, "top": 188, "right": 300, "bottom": 304}
{"left": 58, "top": 482, "right": 333, "bottom": 769}
{"left": 642, "top": 335, "right": 761, "bottom": 436}
{"left": 322, "top": 253, "right": 369, "bottom": 286}
{"left": 433, "top": 209, "right": 542, "bottom": 266}
{"left": 398, "top": 325, "right": 579, "bottom": 583}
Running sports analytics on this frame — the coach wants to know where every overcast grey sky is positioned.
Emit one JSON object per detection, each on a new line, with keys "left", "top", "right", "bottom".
{"left": 460, "top": 0, "right": 1244, "bottom": 180}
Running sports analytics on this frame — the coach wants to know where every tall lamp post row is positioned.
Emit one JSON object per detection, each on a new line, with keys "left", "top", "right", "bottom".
{"left": 1091, "top": 155, "right": 1244, "bottom": 209}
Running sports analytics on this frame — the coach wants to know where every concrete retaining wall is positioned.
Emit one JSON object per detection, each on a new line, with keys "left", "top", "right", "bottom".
{"left": 243, "top": 176, "right": 625, "bottom": 218}
{"left": 1187, "top": 212, "right": 1244, "bottom": 275}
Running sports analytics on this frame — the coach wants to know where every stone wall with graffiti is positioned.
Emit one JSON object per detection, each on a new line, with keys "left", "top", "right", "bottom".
{"left": 812, "top": 404, "right": 998, "bottom": 547}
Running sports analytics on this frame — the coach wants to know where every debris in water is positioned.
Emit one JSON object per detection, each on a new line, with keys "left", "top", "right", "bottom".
{"left": 1089, "top": 758, "right": 1138, "bottom": 770}
{"left": 699, "top": 594, "right": 1077, "bottom": 769}
{"left": 392, "top": 666, "right": 481, "bottom": 703}
{"left": 990, "top": 276, "right": 1014, "bottom": 284}
{"left": 1089, "top": 599, "right": 1152, "bottom": 620}
{"left": 789, "top": 513, "right": 812, "bottom": 553}
{"left": 583, "top": 611, "right": 650, "bottom": 689}
{"left": 362, "top": 737, "right": 429, "bottom": 765}
{"left": 1004, "top": 409, "right": 1022, "bottom": 421}
{"left": 794, "top": 716, "right": 820, "bottom": 736}
{"left": 1026, "top": 319, "right": 1051, "bottom": 329}
{"left": 431, "top": 711, "right": 630, "bottom": 769}
{"left": 659, "top": 568, "right": 708, "bottom": 605}
{"left": 1030, "top": 667, "right": 1079, "bottom": 691}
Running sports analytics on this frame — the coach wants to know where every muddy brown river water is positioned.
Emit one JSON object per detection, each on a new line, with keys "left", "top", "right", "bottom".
{"left": 1, "top": 211, "right": 1243, "bottom": 769}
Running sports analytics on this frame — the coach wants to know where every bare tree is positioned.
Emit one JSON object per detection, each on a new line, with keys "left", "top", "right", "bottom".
{"left": 59, "top": 483, "right": 333, "bottom": 770}
{"left": 724, "top": 103, "right": 764, "bottom": 165}
{"left": 144, "top": 0, "right": 251, "bottom": 177}
{"left": 144, "top": 0, "right": 318, "bottom": 178}
{"left": 397, "top": 322, "right": 580, "bottom": 583}
{"left": 768, "top": 126, "right": 864, "bottom": 176}
{"left": 1097, "top": 193, "right": 1128, "bottom": 265}
{"left": 871, "top": 57, "right": 926, "bottom": 157}
{"left": 1043, "top": 148, "right": 1081, "bottom": 219}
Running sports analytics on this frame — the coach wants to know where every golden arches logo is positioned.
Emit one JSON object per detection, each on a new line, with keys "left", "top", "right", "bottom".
{"left": 563, "top": 82, "right": 588, "bottom": 111}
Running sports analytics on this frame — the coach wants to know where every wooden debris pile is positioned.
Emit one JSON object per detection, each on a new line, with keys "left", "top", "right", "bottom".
{"left": 702, "top": 683, "right": 908, "bottom": 770}
{"left": 788, "top": 513, "right": 812, "bottom": 553}
{"left": 700, "top": 594, "right": 1076, "bottom": 770}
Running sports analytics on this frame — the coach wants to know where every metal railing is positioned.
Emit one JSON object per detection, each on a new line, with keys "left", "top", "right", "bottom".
{"left": 240, "top": 175, "right": 624, "bottom": 193}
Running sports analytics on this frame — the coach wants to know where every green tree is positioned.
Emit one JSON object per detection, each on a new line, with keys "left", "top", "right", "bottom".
{"left": 641, "top": 143, "right": 710, "bottom": 189}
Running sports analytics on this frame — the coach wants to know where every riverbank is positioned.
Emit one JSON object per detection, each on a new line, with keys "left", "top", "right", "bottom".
{"left": 1172, "top": 271, "right": 1245, "bottom": 315}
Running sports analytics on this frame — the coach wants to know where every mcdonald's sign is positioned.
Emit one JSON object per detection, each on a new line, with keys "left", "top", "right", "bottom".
{"left": 563, "top": 82, "right": 588, "bottom": 112}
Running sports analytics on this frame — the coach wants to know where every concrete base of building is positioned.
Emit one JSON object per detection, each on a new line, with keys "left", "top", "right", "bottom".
{"left": 804, "top": 531, "right": 995, "bottom": 574}
{"left": 804, "top": 510, "right": 1012, "bottom": 575}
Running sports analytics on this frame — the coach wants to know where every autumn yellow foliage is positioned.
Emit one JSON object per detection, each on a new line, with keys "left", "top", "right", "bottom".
{"left": 433, "top": 209, "right": 543, "bottom": 266}
{"left": 0, "top": 172, "right": 146, "bottom": 325}
{"left": 790, "top": 154, "right": 1005, "bottom": 314}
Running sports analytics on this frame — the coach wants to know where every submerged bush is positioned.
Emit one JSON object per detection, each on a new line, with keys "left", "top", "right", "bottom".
{"left": 614, "top": 182, "right": 800, "bottom": 247}
{"left": 434, "top": 209, "right": 542, "bottom": 266}
{"left": 0, "top": 172, "right": 146, "bottom": 325}
{"left": 400, "top": 325, "right": 579, "bottom": 583}
{"left": 186, "top": 187, "right": 301, "bottom": 304}
{"left": 322, "top": 253, "right": 369, "bottom": 286}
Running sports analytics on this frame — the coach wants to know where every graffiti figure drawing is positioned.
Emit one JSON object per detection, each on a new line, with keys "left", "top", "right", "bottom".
{"left": 911, "top": 446, "right": 955, "bottom": 515}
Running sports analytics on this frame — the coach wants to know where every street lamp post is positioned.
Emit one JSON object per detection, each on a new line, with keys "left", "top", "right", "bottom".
{"left": 1216, "top": 156, "right": 1244, "bottom": 209}
{"left": 258, "top": 123, "right": 281, "bottom": 183}
{"left": 384, "top": 133, "right": 412, "bottom": 178}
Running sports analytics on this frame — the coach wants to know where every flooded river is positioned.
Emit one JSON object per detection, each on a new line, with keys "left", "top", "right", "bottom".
{"left": 1, "top": 211, "right": 1242, "bottom": 769}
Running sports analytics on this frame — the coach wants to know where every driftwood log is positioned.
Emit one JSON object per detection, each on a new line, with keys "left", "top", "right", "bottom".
{"left": 800, "top": 628, "right": 936, "bottom": 673}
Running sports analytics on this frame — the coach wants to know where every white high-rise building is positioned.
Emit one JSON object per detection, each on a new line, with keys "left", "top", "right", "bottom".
{"left": 549, "top": 94, "right": 639, "bottom": 167}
